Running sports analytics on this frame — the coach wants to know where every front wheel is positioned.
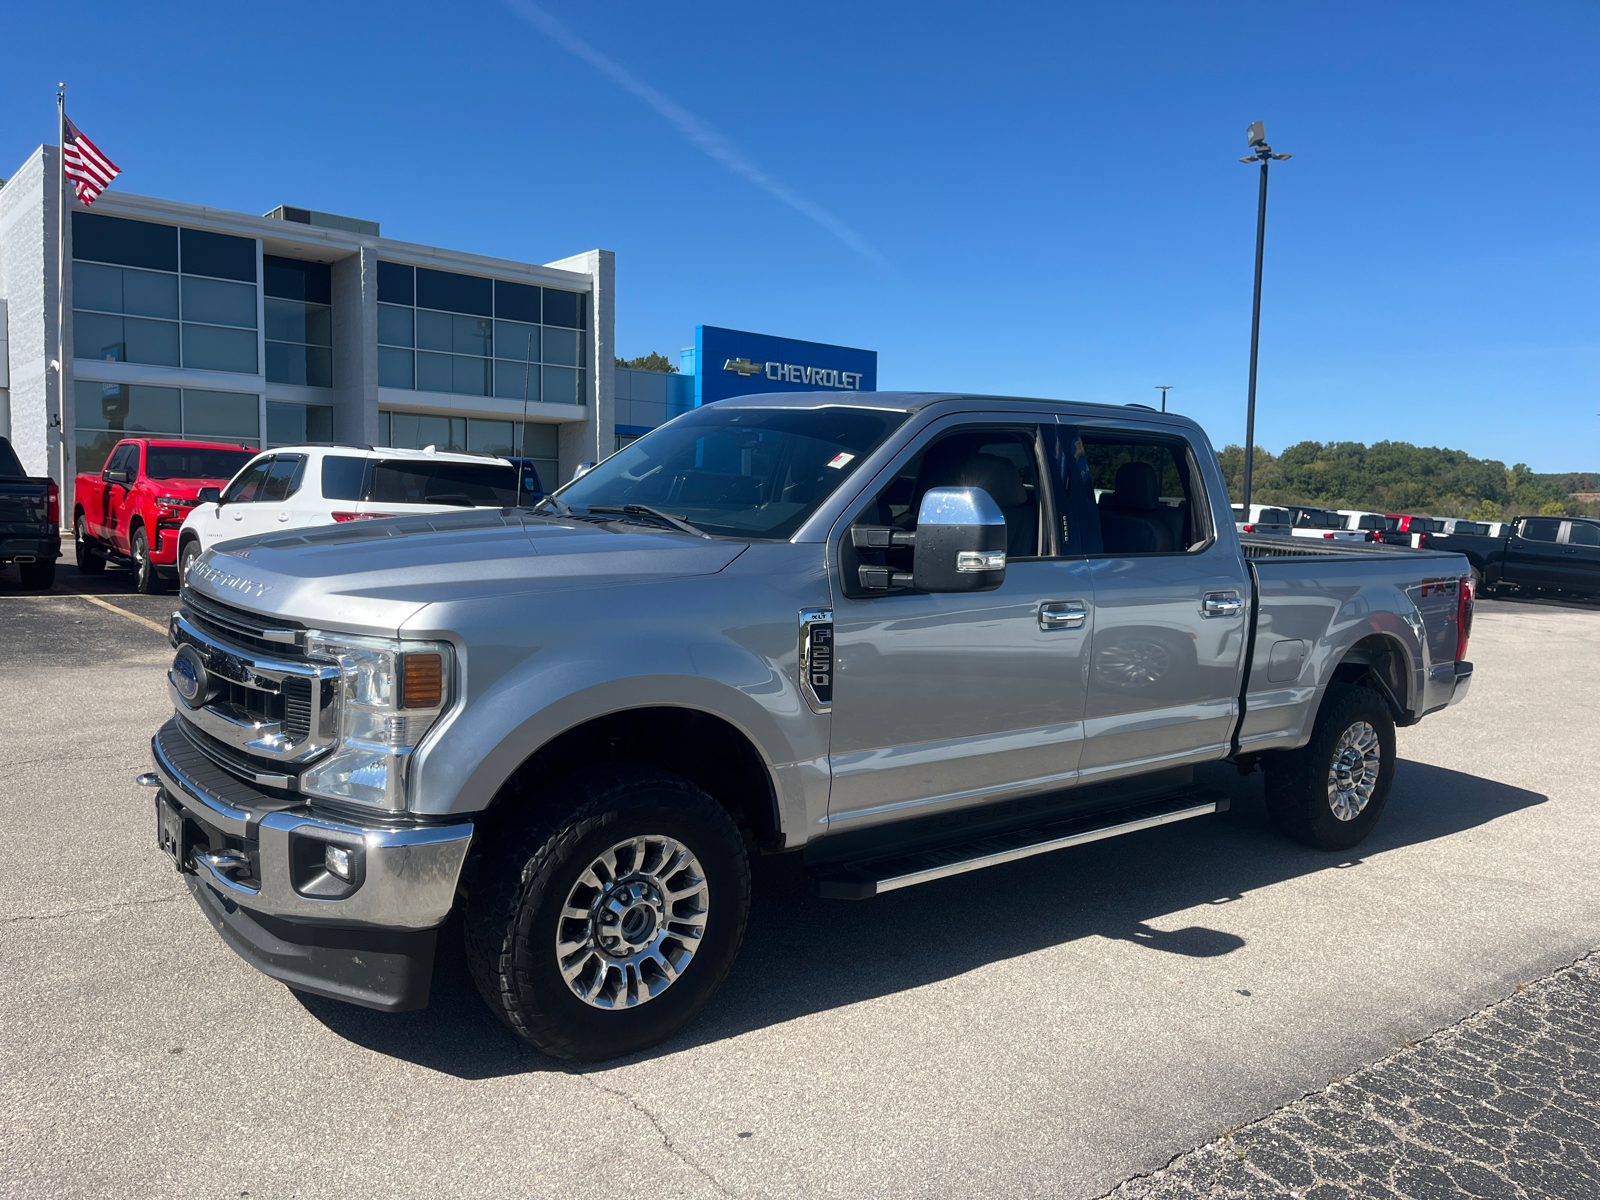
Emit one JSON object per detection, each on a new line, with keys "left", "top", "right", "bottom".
{"left": 75, "top": 515, "right": 105, "bottom": 574}
{"left": 131, "top": 527, "right": 165, "bottom": 595}
{"left": 1264, "top": 684, "right": 1396, "bottom": 851}
{"left": 465, "top": 766, "right": 751, "bottom": 1062}
{"left": 178, "top": 539, "right": 201, "bottom": 585}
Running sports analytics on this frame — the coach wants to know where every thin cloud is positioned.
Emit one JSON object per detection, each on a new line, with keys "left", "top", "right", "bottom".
{"left": 506, "top": 0, "right": 889, "bottom": 270}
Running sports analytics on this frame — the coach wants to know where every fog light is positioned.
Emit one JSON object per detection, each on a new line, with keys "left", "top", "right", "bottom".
{"left": 326, "top": 844, "right": 354, "bottom": 881}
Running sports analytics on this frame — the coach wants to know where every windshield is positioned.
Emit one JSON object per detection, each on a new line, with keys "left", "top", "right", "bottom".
{"left": 146, "top": 446, "right": 256, "bottom": 481}
{"left": 549, "top": 405, "right": 910, "bottom": 539}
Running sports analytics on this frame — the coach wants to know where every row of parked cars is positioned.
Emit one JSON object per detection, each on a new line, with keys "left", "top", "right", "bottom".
{"left": 1232, "top": 503, "right": 1510, "bottom": 547}
{"left": 1230, "top": 501, "right": 1600, "bottom": 597}
{"left": 62, "top": 437, "right": 548, "bottom": 593}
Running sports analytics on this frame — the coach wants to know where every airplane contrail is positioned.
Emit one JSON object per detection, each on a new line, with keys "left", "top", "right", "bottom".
{"left": 505, "top": 0, "right": 889, "bottom": 270}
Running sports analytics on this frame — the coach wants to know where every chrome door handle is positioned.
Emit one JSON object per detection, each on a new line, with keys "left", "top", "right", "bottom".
{"left": 1039, "top": 600, "right": 1088, "bottom": 630}
{"left": 1202, "top": 592, "right": 1243, "bottom": 618}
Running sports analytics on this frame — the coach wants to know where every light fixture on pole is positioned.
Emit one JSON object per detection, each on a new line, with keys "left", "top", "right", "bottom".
{"left": 1155, "top": 385, "right": 1173, "bottom": 413}
{"left": 1238, "top": 121, "right": 1291, "bottom": 516}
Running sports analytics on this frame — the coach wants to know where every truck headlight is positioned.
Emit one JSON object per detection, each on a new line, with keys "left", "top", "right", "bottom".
{"left": 301, "top": 632, "right": 454, "bottom": 811}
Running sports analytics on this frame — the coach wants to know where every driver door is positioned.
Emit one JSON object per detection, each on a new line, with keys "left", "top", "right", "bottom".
{"left": 205, "top": 454, "right": 273, "bottom": 548}
{"left": 827, "top": 415, "right": 1094, "bottom": 832}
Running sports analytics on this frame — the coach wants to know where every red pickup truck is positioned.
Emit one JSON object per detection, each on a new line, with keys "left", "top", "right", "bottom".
{"left": 73, "top": 439, "right": 257, "bottom": 593}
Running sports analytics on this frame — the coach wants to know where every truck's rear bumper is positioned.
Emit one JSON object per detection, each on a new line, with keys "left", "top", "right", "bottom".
{"left": 1446, "top": 660, "right": 1473, "bottom": 707}
{"left": 0, "top": 533, "right": 62, "bottom": 561}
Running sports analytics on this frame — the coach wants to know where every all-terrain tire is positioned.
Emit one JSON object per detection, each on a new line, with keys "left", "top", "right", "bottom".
{"left": 464, "top": 766, "right": 751, "bottom": 1062}
{"left": 18, "top": 559, "right": 55, "bottom": 590}
{"left": 75, "top": 514, "right": 105, "bottom": 574}
{"left": 1264, "top": 684, "right": 1396, "bottom": 851}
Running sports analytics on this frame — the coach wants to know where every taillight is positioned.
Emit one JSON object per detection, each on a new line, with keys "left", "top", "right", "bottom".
{"left": 1323, "top": 532, "right": 1335, "bottom": 539}
{"left": 331, "top": 511, "right": 395, "bottom": 523}
{"left": 46, "top": 479, "right": 59, "bottom": 525}
{"left": 1241, "top": 524, "right": 1256, "bottom": 533}
{"left": 1456, "top": 575, "right": 1474, "bottom": 661}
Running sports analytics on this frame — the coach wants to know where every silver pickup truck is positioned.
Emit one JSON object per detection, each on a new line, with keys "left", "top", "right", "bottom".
{"left": 146, "top": 392, "right": 1475, "bottom": 1060}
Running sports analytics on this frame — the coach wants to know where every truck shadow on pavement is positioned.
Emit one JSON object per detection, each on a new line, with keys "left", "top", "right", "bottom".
{"left": 295, "top": 758, "right": 1544, "bottom": 1078}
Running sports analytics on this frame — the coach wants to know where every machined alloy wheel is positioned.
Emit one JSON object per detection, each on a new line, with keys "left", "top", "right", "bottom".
{"left": 556, "top": 835, "right": 709, "bottom": 1009}
{"left": 1326, "top": 720, "right": 1381, "bottom": 821}
{"left": 75, "top": 515, "right": 105, "bottom": 574}
{"left": 179, "top": 539, "right": 201, "bottom": 584}
{"left": 132, "top": 528, "right": 162, "bottom": 594}
{"left": 1264, "top": 683, "right": 1396, "bottom": 851}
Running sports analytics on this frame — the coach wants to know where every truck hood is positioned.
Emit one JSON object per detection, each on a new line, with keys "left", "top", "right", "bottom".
{"left": 186, "top": 510, "right": 749, "bottom": 636}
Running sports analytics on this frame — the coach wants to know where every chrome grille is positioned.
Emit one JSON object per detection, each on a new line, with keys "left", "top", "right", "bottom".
{"left": 282, "top": 677, "right": 312, "bottom": 741}
{"left": 181, "top": 589, "right": 305, "bottom": 657}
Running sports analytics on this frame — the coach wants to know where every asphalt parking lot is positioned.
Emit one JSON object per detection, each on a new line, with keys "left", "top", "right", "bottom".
{"left": 2, "top": 561, "right": 1598, "bottom": 1200}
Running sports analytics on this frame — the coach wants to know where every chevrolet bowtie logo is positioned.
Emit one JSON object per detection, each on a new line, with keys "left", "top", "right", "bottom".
{"left": 724, "top": 357, "right": 765, "bottom": 376}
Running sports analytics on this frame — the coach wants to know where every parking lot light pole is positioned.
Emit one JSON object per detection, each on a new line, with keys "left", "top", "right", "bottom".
{"left": 1239, "top": 121, "right": 1291, "bottom": 516}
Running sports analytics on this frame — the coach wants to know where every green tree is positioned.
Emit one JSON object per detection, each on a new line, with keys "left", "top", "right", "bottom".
{"left": 614, "top": 352, "right": 678, "bottom": 373}
{"left": 1467, "top": 499, "right": 1502, "bottom": 521}
{"left": 1538, "top": 499, "right": 1570, "bottom": 517}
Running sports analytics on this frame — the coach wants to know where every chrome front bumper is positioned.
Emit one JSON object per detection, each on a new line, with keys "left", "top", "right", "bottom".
{"left": 151, "top": 720, "right": 473, "bottom": 931}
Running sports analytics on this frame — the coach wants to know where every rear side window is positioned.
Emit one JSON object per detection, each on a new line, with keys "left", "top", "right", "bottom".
{"left": 1567, "top": 522, "right": 1600, "bottom": 547}
{"left": 1078, "top": 433, "right": 1211, "bottom": 555}
{"left": 367, "top": 460, "right": 517, "bottom": 507}
{"left": 321, "top": 455, "right": 368, "bottom": 501}
{"left": 1521, "top": 518, "right": 1561, "bottom": 542}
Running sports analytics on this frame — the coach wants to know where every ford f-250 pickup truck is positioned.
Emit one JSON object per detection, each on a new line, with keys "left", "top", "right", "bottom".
{"left": 144, "top": 393, "right": 1476, "bottom": 1061}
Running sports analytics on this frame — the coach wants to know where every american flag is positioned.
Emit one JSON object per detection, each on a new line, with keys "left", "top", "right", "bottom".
{"left": 62, "top": 116, "right": 120, "bottom": 204}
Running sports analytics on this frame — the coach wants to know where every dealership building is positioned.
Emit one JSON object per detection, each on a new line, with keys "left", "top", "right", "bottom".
{"left": 0, "top": 142, "right": 876, "bottom": 511}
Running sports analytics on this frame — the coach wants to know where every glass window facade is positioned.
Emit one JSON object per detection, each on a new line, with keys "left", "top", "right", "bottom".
{"left": 264, "top": 257, "right": 333, "bottom": 387}
{"left": 71, "top": 212, "right": 259, "bottom": 374}
{"left": 266, "top": 401, "right": 335, "bottom": 446}
{"left": 376, "top": 261, "right": 587, "bottom": 403}
{"left": 73, "top": 380, "right": 260, "bottom": 475}
{"left": 379, "top": 410, "right": 560, "bottom": 486}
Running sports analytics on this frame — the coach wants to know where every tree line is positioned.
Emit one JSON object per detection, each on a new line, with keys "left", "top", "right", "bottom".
{"left": 1217, "top": 441, "right": 1598, "bottom": 520}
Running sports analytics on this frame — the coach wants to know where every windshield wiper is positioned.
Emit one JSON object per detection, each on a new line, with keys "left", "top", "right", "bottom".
{"left": 585, "top": 504, "right": 708, "bottom": 538}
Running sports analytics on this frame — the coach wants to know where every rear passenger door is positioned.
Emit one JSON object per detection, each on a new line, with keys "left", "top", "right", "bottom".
{"left": 1558, "top": 521, "right": 1600, "bottom": 592}
{"left": 1066, "top": 423, "right": 1251, "bottom": 783}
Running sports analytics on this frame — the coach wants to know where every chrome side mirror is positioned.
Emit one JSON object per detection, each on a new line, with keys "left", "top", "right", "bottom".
{"left": 911, "top": 486, "right": 1007, "bottom": 593}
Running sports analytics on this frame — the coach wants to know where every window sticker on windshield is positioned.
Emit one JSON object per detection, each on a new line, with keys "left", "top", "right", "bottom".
{"left": 826, "top": 452, "right": 855, "bottom": 470}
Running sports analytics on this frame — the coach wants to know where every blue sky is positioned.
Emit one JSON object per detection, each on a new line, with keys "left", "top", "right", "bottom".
{"left": 5, "top": 1, "right": 1595, "bottom": 470}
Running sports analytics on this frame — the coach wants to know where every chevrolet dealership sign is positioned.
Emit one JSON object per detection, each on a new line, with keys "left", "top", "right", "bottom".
{"left": 694, "top": 326, "right": 878, "bottom": 406}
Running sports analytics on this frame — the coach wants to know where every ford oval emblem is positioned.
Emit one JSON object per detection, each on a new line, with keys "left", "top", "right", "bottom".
{"left": 170, "top": 644, "right": 210, "bottom": 708}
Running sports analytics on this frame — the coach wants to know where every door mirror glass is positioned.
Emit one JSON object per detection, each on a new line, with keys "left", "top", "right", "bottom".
{"left": 197, "top": 486, "right": 222, "bottom": 504}
{"left": 911, "top": 486, "right": 1007, "bottom": 593}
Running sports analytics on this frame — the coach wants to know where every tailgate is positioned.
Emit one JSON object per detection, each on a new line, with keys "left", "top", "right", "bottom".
{"left": 0, "top": 479, "right": 50, "bottom": 532}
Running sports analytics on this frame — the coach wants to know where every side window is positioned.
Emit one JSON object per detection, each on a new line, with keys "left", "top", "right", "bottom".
{"left": 260, "top": 455, "right": 305, "bottom": 503}
{"left": 1077, "top": 432, "right": 1211, "bottom": 555}
{"left": 105, "top": 444, "right": 136, "bottom": 479}
{"left": 224, "top": 457, "right": 273, "bottom": 503}
{"left": 842, "top": 423, "right": 1054, "bottom": 597}
{"left": 1565, "top": 522, "right": 1600, "bottom": 547}
{"left": 321, "top": 454, "right": 368, "bottom": 502}
{"left": 1520, "top": 518, "right": 1560, "bottom": 543}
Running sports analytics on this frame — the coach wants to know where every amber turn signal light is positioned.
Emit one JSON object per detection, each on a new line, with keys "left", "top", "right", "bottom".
{"left": 401, "top": 652, "right": 443, "bottom": 709}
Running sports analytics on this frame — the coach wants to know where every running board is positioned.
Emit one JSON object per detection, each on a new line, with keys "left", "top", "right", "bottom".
{"left": 813, "top": 788, "right": 1229, "bottom": 900}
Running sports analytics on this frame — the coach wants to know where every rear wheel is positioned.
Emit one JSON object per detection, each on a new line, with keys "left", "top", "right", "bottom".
{"left": 18, "top": 559, "right": 55, "bottom": 590}
{"left": 131, "top": 527, "right": 165, "bottom": 595}
{"left": 464, "top": 766, "right": 750, "bottom": 1062}
{"left": 75, "top": 515, "right": 105, "bottom": 574}
{"left": 1264, "top": 684, "right": 1396, "bottom": 850}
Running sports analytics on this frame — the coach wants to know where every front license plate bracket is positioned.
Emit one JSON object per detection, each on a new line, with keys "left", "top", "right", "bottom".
{"left": 156, "top": 794, "right": 191, "bottom": 873}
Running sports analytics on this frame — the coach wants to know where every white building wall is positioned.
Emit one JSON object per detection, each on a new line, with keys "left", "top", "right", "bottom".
{"left": 546, "top": 248, "right": 614, "bottom": 482}
{"left": 0, "top": 146, "right": 66, "bottom": 483}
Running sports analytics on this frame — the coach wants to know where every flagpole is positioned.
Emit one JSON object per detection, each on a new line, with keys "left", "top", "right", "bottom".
{"left": 56, "top": 84, "right": 68, "bottom": 522}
